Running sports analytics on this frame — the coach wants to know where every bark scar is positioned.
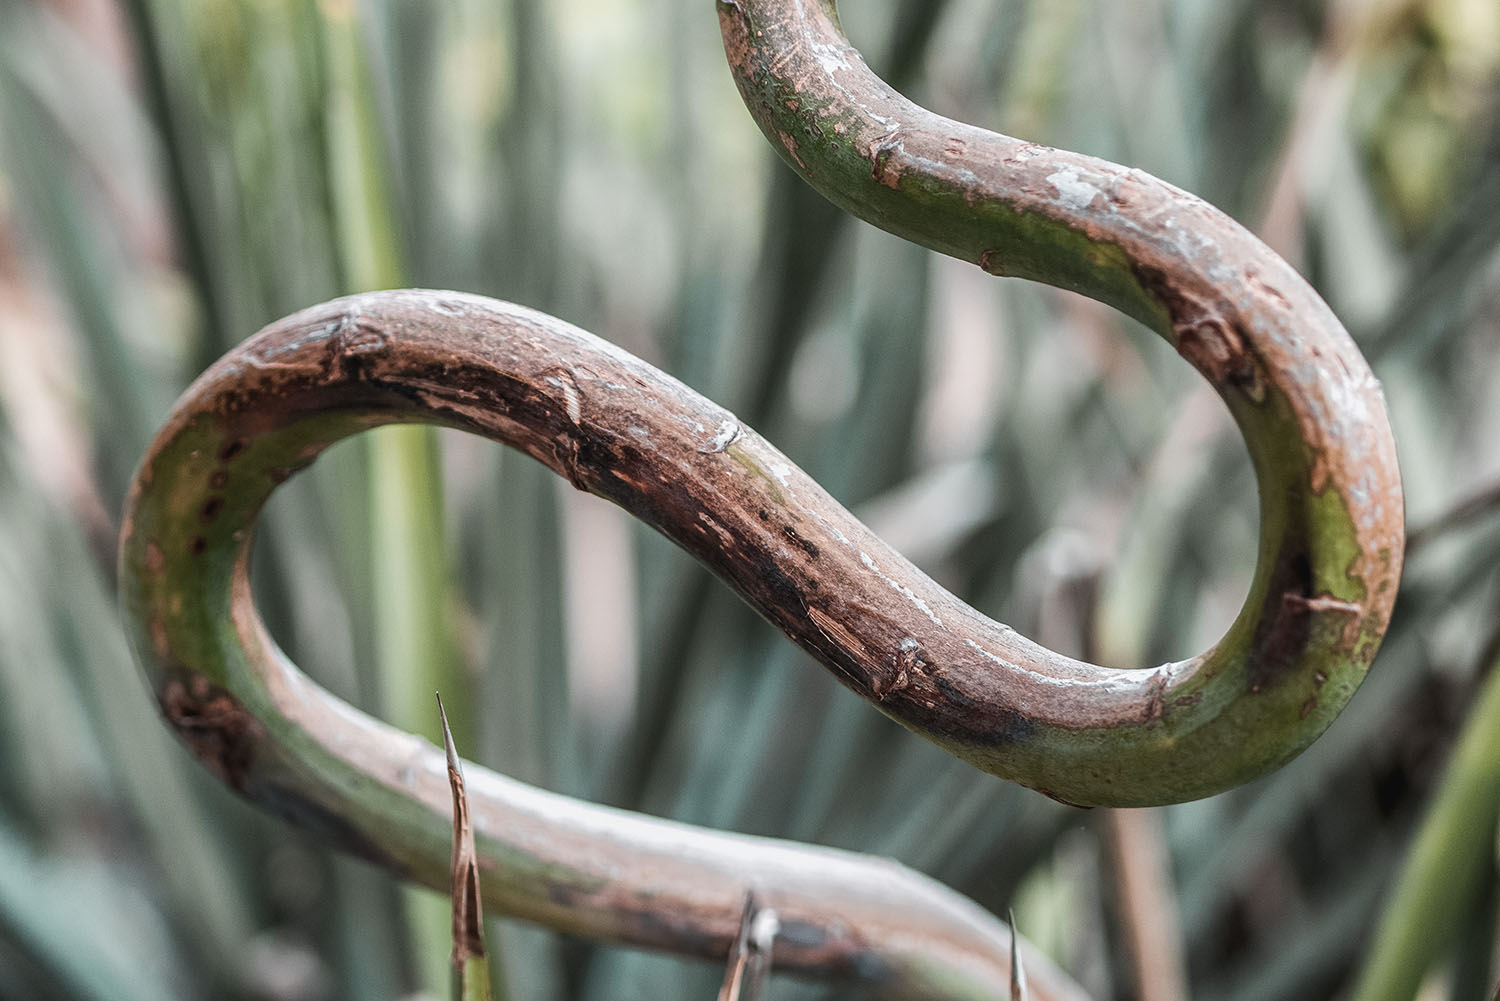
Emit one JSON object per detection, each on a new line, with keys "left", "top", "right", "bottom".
{"left": 1135, "top": 265, "right": 1264, "bottom": 401}
{"left": 807, "top": 606, "right": 878, "bottom": 696}
{"left": 160, "top": 677, "right": 265, "bottom": 790}
{"left": 869, "top": 128, "right": 904, "bottom": 189}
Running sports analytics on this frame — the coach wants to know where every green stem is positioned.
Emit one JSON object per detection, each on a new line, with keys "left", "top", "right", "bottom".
{"left": 116, "top": 0, "right": 1409, "bottom": 992}
{"left": 118, "top": 0, "right": 229, "bottom": 367}
{"left": 715, "top": 0, "right": 1404, "bottom": 804}
{"left": 1349, "top": 657, "right": 1500, "bottom": 1001}
{"left": 318, "top": 4, "right": 482, "bottom": 995}
{"left": 118, "top": 290, "right": 1091, "bottom": 1000}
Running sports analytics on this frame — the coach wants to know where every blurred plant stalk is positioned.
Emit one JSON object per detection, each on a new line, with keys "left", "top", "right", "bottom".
{"left": 319, "top": 2, "right": 494, "bottom": 996}
{"left": 1349, "top": 649, "right": 1500, "bottom": 1001}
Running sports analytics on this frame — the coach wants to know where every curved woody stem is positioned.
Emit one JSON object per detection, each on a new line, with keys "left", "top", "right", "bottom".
{"left": 715, "top": 0, "right": 1402, "bottom": 804}
{"left": 121, "top": 292, "right": 1090, "bottom": 1000}
{"left": 118, "top": 0, "right": 1404, "bottom": 995}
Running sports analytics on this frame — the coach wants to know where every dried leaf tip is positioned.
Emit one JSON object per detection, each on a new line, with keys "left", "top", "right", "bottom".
{"left": 1009, "top": 909, "right": 1027, "bottom": 1001}
{"left": 438, "top": 691, "right": 461, "bottom": 777}
{"left": 716, "top": 890, "right": 778, "bottom": 1001}
{"left": 438, "top": 692, "right": 487, "bottom": 983}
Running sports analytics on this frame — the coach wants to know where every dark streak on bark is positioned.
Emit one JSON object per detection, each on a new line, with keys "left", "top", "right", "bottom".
{"left": 1248, "top": 553, "right": 1315, "bottom": 695}
{"left": 1133, "top": 264, "right": 1263, "bottom": 400}
{"left": 160, "top": 675, "right": 263, "bottom": 791}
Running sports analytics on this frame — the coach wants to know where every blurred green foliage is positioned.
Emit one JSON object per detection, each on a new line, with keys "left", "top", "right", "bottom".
{"left": 0, "top": 0, "right": 1497, "bottom": 999}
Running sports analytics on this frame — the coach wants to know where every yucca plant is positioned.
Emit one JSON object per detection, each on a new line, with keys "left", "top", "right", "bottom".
{"left": 0, "top": 1, "right": 1498, "bottom": 1000}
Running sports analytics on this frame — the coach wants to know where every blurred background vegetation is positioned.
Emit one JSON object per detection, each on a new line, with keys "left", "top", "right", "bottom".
{"left": 0, "top": 0, "right": 1498, "bottom": 999}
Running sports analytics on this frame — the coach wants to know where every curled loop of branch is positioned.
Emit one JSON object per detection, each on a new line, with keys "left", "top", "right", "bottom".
{"left": 121, "top": 291, "right": 1087, "bottom": 999}
{"left": 715, "top": 0, "right": 1402, "bottom": 801}
{"left": 120, "top": 1, "right": 1402, "bottom": 996}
